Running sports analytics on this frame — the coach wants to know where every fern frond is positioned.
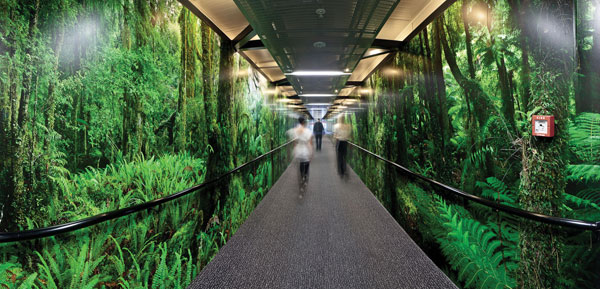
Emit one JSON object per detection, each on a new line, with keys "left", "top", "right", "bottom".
{"left": 17, "top": 272, "right": 38, "bottom": 289}
{"left": 434, "top": 198, "right": 516, "bottom": 289}
{"left": 476, "top": 177, "right": 517, "bottom": 206}
{"left": 151, "top": 243, "right": 168, "bottom": 289}
{"left": 569, "top": 112, "right": 600, "bottom": 162}
{"left": 566, "top": 164, "right": 600, "bottom": 183}
{"left": 564, "top": 193, "right": 600, "bottom": 211}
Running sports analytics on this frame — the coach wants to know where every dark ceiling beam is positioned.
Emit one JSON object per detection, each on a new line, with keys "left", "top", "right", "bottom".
{"left": 233, "top": 25, "right": 256, "bottom": 49}
{"left": 243, "top": 39, "right": 403, "bottom": 54}
{"left": 178, "top": 0, "right": 229, "bottom": 40}
{"left": 272, "top": 79, "right": 290, "bottom": 86}
{"left": 238, "top": 39, "right": 266, "bottom": 51}
{"left": 370, "top": 39, "right": 404, "bottom": 49}
{"left": 275, "top": 80, "right": 364, "bottom": 88}
{"left": 345, "top": 81, "right": 363, "bottom": 87}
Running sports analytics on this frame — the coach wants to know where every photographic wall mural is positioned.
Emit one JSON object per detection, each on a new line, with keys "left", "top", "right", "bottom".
{"left": 0, "top": 0, "right": 293, "bottom": 287}
{"left": 348, "top": 0, "right": 599, "bottom": 288}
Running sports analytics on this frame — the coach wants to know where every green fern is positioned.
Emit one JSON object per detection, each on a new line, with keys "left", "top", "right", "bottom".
{"left": 35, "top": 251, "right": 59, "bottom": 289}
{"left": 564, "top": 193, "right": 600, "bottom": 211}
{"left": 152, "top": 243, "right": 168, "bottom": 289}
{"left": 16, "top": 272, "right": 37, "bottom": 289}
{"left": 0, "top": 260, "right": 22, "bottom": 288}
{"left": 569, "top": 112, "right": 600, "bottom": 162}
{"left": 476, "top": 177, "right": 517, "bottom": 206}
{"left": 108, "top": 235, "right": 126, "bottom": 277}
{"left": 574, "top": 188, "right": 600, "bottom": 203}
{"left": 566, "top": 164, "right": 600, "bottom": 183}
{"left": 434, "top": 197, "right": 516, "bottom": 289}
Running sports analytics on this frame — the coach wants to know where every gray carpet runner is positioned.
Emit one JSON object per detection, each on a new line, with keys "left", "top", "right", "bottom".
{"left": 188, "top": 138, "right": 457, "bottom": 289}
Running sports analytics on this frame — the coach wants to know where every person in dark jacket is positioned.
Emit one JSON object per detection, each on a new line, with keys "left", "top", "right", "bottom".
{"left": 313, "top": 118, "right": 324, "bottom": 151}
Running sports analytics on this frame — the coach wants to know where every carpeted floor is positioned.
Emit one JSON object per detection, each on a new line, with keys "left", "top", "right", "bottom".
{"left": 188, "top": 138, "right": 457, "bottom": 289}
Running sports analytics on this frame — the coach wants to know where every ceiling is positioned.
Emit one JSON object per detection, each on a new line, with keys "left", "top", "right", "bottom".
{"left": 180, "top": 0, "right": 453, "bottom": 118}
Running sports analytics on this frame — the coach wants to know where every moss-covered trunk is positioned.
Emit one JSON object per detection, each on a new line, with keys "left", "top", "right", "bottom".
{"left": 517, "top": 1, "right": 574, "bottom": 288}
{"left": 177, "top": 8, "right": 198, "bottom": 152}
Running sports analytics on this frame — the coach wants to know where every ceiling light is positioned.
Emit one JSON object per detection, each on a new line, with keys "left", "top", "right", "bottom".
{"left": 313, "top": 41, "right": 326, "bottom": 48}
{"left": 263, "top": 88, "right": 278, "bottom": 95}
{"left": 299, "top": 94, "right": 337, "bottom": 97}
{"left": 368, "top": 49, "right": 385, "bottom": 56}
{"left": 285, "top": 71, "right": 352, "bottom": 76}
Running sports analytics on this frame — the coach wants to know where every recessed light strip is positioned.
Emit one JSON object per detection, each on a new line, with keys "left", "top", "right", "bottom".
{"left": 285, "top": 71, "right": 352, "bottom": 76}
{"left": 299, "top": 94, "right": 337, "bottom": 97}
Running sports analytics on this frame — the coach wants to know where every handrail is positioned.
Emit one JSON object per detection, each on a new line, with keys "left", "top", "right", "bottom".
{"left": 0, "top": 140, "right": 294, "bottom": 243}
{"left": 348, "top": 141, "right": 600, "bottom": 232}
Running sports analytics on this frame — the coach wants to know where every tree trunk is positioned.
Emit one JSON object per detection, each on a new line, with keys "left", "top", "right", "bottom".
{"left": 439, "top": 17, "right": 491, "bottom": 127}
{"left": 514, "top": 0, "right": 533, "bottom": 112}
{"left": 575, "top": 0, "right": 600, "bottom": 112}
{"left": 497, "top": 55, "right": 517, "bottom": 131}
{"left": 45, "top": 15, "right": 65, "bottom": 149}
{"left": 382, "top": 60, "right": 400, "bottom": 220}
{"left": 462, "top": 0, "right": 477, "bottom": 79}
{"left": 202, "top": 23, "right": 217, "bottom": 158}
{"left": 218, "top": 39, "right": 235, "bottom": 171}
{"left": 133, "top": 0, "right": 149, "bottom": 157}
{"left": 176, "top": 8, "right": 197, "bottom": 152}
{"left": 121, "top": 1, "right": 131, "bottom": 154}
{"left": 517, "top": 1, "right": 574, "bottom": 287}
{"left": 440, "top": 15, "right": 495, "bottom": 189}
{"left": 12, "top": 0, "right": 40, "bottom": 226}
{"left": 205, "top": 37, "right": 235, "bottom": 208}
{"left": 432, "top": 18, "right": 450, "bottom": 158}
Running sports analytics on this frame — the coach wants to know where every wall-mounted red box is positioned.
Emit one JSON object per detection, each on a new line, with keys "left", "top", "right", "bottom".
{"left": 532, "top": 115, "right": 555, "bottom": 137}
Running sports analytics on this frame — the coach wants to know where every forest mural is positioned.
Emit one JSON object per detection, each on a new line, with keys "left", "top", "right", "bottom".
{"left": 349, "top": 0, "right": 599, "bottom": 288}
{"left": 0, "top": 0, "right": 293, "bottom": 287}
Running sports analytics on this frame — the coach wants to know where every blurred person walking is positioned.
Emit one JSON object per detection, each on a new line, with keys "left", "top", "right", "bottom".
{"left": 313, "top": 118, "right": 324, "bottom": 151}
{"left": 333, "top": 116, "right": 351, "bottom": 179}
{"left": 288, "top": 116, "right": 314, "bottom": 197}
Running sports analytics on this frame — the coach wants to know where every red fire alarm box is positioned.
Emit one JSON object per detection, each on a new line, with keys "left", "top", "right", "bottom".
{"left": 532, "top": 115, "right": 555, "bottom": 137}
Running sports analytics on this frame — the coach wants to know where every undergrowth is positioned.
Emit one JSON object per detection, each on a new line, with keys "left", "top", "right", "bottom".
{"left": 0, "top": 151, "right": 285, "bottom": 288}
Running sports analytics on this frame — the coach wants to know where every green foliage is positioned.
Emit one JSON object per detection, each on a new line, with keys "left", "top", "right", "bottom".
{"left": 566, "top": 164, "right": 600, "bottom": 183}
{"left": 563, "top": 193, "right": 600, "bottom": 211}
{"left": 0, "top": 1, "right": 293, "bottom": 288}
{"left": 349, "top": 0, "right": 599, "bottom": 287}
{"left": 434, "top": 197, "right": 516, "bottom": 289}
{"left": 1, "top": 145, "right": 289, "bottom": 288}
{"left": 476, "top": 177, "right": 517, "bottom": 207}
{"left": 569, "top": 113, "right": 600, "bottom": 162}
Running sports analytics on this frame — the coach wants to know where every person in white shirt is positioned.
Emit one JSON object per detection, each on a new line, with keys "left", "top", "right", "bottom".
{"left": 333, "top": 116, "right": 351, "bottom": 178}
{"left": 288, "top": 116, "right": 314, "bottom": 196}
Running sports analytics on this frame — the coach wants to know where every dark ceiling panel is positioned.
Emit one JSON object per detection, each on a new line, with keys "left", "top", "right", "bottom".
{"left": 233, "top": 0, "right": 401, "bottom": 102}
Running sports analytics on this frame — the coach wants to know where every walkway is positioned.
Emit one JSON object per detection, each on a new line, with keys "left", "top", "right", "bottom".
{"left": 188, "top": 138, "right": 457, "bottom": 288}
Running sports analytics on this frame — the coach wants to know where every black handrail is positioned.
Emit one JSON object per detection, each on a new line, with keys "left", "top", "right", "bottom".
{"left": 348, "top": 141, "right": 600, "bottom": 232}
{"left": 0, "top": 140, "right": 294, "bottom": 243}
